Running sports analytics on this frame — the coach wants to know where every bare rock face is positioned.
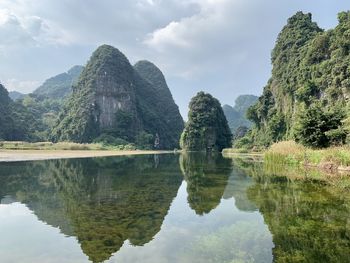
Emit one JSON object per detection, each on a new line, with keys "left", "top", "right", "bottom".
{"left": 52, "top": 45, "right": 183, "bottom": 149}
{"left": 89, "top": 46, "right": 139, "bottom": 131}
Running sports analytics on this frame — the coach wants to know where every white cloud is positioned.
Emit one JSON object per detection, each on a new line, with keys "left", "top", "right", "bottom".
{"left": 0, "top": 0, "right": 349, "bottom": 115}
{"left": 0, "top": 9, "right": 36, "bottom": 47}
{"left": 3, "top": 78, "right": 40, "bottom": 93}
{"left": 0, "top": 8, "right": 70, "bottom": 49}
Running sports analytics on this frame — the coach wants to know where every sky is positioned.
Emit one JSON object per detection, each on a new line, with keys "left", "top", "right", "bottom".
{"left": 0, "top": 0, "right": 349, "bottom": 118}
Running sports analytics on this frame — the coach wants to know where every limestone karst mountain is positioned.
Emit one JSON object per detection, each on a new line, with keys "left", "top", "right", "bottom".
{"left": 245, "top": 11, "right": 350, "bottom": 148}
{"left": 134, "top": 60, "right": 184, "bottom": 147}
{"left": 52, "top": 45, "right": 184, "bottom": 149}
{"left": 180, "top": 91, "right": 232, "bottom": 151}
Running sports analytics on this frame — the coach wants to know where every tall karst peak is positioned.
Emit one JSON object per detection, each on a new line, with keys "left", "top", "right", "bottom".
{"left": 245, "top": 11, "right": 350, "bottom": 148}
{"left": 52, "top": 45, "right": 184, "bottom": 149}
{"left": 134, "top": 60, "right": 170, "bottom": 94}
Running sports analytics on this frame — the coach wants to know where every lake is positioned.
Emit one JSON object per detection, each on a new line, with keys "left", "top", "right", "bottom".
{"left": 0, "top": 153, "right": 349, "bottom": 262}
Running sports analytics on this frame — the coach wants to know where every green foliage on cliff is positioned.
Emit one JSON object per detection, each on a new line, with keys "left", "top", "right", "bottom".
{"left": 242, "top": 11, "right": 350, "bottom": 149}
{"left": 294, "top": 103, "right": 346, "bottom": 147}
{"left": 133, "top": 60, "right": 184, "bottom": 149}
{"left": 180, "top": 92, "right": 232, "bottom": 151}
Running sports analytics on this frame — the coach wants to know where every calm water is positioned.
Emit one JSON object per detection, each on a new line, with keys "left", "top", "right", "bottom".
{"left": 0, "top": 153, "right": 349, "bottom": 263}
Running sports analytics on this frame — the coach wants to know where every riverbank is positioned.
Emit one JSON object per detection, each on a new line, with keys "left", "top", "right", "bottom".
{"left": 0, "top": 149, "right": 173, "bottom": 162}
{"left": 0, "top": 141, "right": 135, "bottom": 151}
{"left": 264, "top": 141, "right": 350, "bottom": 173}
{"left": 225, "top": 151, "right": 350, "bottom": 190}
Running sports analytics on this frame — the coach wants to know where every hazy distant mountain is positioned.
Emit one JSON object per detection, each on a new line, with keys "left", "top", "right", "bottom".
{"left": 33, "top": 65, "right": 84, "bottom": 99}
{"left": 223, "top": 95, "right": 258, "bottom": 133}
{"left": 9, "top": 91, "right": 26, "bottom": 101}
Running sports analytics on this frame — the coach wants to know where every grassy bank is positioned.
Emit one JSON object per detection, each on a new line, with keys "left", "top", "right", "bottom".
{"left": 225, "top": 153, "right": 350, "bottom": 191}
{"left": 265, "top": 141, "right": 350, "bottom": 171}
{"left": 0, "top": 141, "right": 137, "bottom": 151}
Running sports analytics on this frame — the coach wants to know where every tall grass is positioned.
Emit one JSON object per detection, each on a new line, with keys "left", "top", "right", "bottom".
{"left": 265, "top": 141, "right": 350, "bottom": 169}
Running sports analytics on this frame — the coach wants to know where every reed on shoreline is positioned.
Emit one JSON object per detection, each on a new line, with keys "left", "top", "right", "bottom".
{"left": 264, "top": 141, "right": 350, "bottom": 171}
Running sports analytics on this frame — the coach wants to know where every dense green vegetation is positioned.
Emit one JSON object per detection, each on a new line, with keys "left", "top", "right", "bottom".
{"left": 0, "top": 84, "right": 40, "bottom": 141}
{"left": 239, "top": 11, "right": 350, "bottom": 149}
{"left": 51, "top": 45, "right": 184, "bottom": 149}
{"left": 180, "top": 92, "right": 232, "bottom": 151}
{"left": 2, "top": 66, "right": 84, "bottom": 141}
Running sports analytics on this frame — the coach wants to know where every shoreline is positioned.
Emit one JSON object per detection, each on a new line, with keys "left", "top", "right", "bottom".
{"left": 0, "top": 149, "right": 174, "bottom": 162}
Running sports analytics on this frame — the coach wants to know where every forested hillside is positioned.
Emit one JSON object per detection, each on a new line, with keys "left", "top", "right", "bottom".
{"left": 0, "top": 84, "right": 40, "bottom": 141}
{"left": 7, "top": 65, "right": 84, "bottom": 140}
{"left": 240, "top": 11, "right": 350, "bottom": 149}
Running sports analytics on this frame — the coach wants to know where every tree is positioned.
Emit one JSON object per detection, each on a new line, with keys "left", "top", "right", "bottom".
{"left": 293, "top": 103, "right": 345, "bottom": 148}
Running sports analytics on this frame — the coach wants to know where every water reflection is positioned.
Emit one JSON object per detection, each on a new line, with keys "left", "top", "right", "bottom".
{"left": 234, "top": 159, "right": 350, "bottom": 263}
{"left": 180, "top": 152, "right": 231, "bottom": 215}
{"left": 0, "top": 155, "right": 183, "bottom": 262}
{"left": 0, "top": 154, "right": 349, "bottom": 262}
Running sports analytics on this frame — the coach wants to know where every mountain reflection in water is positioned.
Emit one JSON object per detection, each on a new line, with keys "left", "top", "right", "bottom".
{"left": 0, "top": 153, "right": 349, "bottom": 262}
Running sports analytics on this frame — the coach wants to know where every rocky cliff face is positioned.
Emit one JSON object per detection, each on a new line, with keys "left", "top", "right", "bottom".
{"left": 84, "top": 46, "right": 139, "bottom": 132}
{"left": 52, "top": 45, "right": 183, "bottom": 149}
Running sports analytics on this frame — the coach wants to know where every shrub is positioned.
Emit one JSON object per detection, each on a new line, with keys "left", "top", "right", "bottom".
{"left": 294, "top": 103, "right": 345, "bottom": 148}
{"left": 135, "top": 132, "right": 154, "bottom": 149}
{"left": 93, "top": 134, "right": 128, "bottom": 146}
